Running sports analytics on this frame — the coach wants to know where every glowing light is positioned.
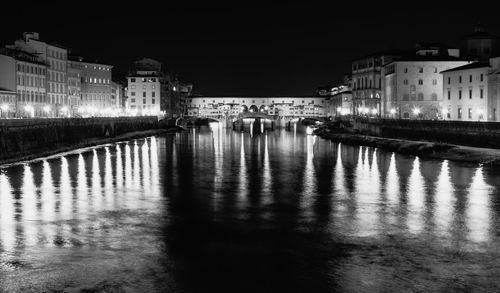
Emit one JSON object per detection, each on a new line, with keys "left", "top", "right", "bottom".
{"left": 336, "top": 107, "right": 342, "bottom": 112}
{"left": 390, "top": 108, "right": 396, "bottom": 115}
{"left": 43, "top": 105, "right": 51, "bottom": 113}
{"left": 61, "top": 106, "right": 68, "bottom": 112}
{"left": 413, "top": 108, "right": 420, "bottom": 115}
{"left": 0, "top": 104, "right": 9, "bottom": 111}
{"left": 371, "top": 108, "right": 378, "bottom": 115}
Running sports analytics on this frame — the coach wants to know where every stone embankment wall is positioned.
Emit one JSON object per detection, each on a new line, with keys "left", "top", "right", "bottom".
{"left": 344, "top": 117, "right": 500, "bottom": 149}
{"left": 0, "top": 117, "right": 159, "bottom": 161}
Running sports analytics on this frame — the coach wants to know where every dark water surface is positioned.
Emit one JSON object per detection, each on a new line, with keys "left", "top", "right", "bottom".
{"left": 1, "top": 123, "right": 500, "bottom": 292}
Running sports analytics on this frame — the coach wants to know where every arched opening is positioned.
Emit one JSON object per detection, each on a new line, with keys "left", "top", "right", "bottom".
{"left": 240, "top": 105, "right": 248, "bottom": 112}
{"left": 259, "top": 105, "right": 267, "bottom": 113}
{"left": 249, "top": 105, "right": 259, "bottom": 113}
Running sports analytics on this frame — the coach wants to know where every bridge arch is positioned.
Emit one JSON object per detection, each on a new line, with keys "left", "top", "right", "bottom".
{"left": 259, "top": 105, "right": 267, "bottom": 113}
{"left": 240, "top": 105, "right": 248, "bottom": 112}
{"left": 249, "top": 105, "right": 259, "bottom": 113}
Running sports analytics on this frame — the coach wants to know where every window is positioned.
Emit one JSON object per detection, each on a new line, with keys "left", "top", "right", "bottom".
{"left": 131, "top": 98, "right": 135, "bottom": 103}
{"left": 418, "top": 79, "right": 423, "bottom": 85}
{"left": 152, "top": 92, "right": 155, "bottom": 97}
{"left": 417, "top": 93, "right": 424, "bottom": 101}
{"left": 404, "top": 79, "right": 408, "bottom": 85}
{"left": 419, "top": 67, "right": 423, "bottom": 73}
{"left": 448, "top": 77, "right": 451, "bottom": 84}
{"left": 469, "top": 89, "right": 472, "bottom": 99}
{"left": 459, "top": 76, "right": 462, "bottom": 83}
{"left": 131, "top": 78, "right": 136, "bottom": 82}
{"left": 131, "top": 92, "right": 136, "bottom": 96}
{"left": 434, "top": 67, "right": 437, "bottom": 73}
{"left": 143, "top": 92, "right": 146, "bottom": 98}
{"left": 470, "top": 75, "right": 473, "bottom": 82}
{"left": 432, "top": 79, "right": 437, "bottom": 85}
{"left": 447, "top": 108, "right": 451, "bottom": 119}
{"left": 468, "top": 108, "right": 472, "bottom": 119}
{"left": 152, "top": 99, "right": 155, "bottom": 104}
{"left": 459, "top": 90, "right": 462, "bottom": 99}
{"left": 143, "top": 99, "right": 146, "bottom": 104}
{"left": 447, "top": 90, "right": 451, "bottom": 100}
{"left": 458, "top": 108, "right": 462, "bottom": 119}
{"left": 480, "top": 74, "right": 484, "bottom": 82}
{"left": 480, "top": 88, "right": 484, "bottom": 99}
{"left": 404, "top": 68, "right": 408, "bottom": 73}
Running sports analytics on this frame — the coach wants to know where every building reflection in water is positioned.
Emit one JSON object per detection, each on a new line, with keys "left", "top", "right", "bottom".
{"left": 1, "top": 127, "right": 500, "bottom": 292}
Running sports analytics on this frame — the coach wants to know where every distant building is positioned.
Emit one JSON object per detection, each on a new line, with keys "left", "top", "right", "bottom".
{"left": 7, "top": 32, "right": 69, "bottom": 113}
{"left": 489, "top": 57, "right": 500, "bottom": 121}
{"left": 69, "top": 57, "right": 113, "bottom": 115}
{"left": 461, "top": 24, "right": 500, "bottom": 61}
{"left": 0, "top": 48, "right": 49, "bottom": 117}
{"left": 382, "top": 44, "right": 470, "bottom": 119}
{"left": 441, "top": 62, "right": 490, "bottom": 121}
{"left": 187, "top": 96, "right": 326, "bottom": 118}
{"left": 127, "top": 58, "right": 164, "bottom": 115}
{"left": 325, "top": 86, "right": 353, "bottom": 117}
{"left": 351, "top": 51, "right": 406, "bottom": 116}
{"left": 111, "top": 81, "right": 126, "bottom": 111}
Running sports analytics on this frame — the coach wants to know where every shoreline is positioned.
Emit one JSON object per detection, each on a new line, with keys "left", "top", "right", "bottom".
{"left": 314, "top": 128, "right": 500, "bottom": 166}
{"left": 0, "top": 128, "right": 178, "bottom": 168}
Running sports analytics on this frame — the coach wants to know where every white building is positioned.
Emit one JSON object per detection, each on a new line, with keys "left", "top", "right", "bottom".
{"left": 0, "top": 49, "right": 49, "bottom": 117}
{"left": 382, "top": 52, "right": 470, "bottom": 119}
{"left": 127, "top": 58, "right": 164, "bottom": 115}
{"left": 441, "top": 57, "right": 500, "bottom": 121}
{"left": 0, "top": 88, "right": 16, "bottom": 118}
{"left": 9, "top": 32, "right": 68, "bottom": 110}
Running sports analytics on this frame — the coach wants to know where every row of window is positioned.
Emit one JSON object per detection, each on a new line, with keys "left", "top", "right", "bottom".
{"left": 130, "top": 84, "right": 156, "bottom": 90}
{"left": 0, "top": 96, "right": 15, "bottom": 103}
{"left": 17, "top": 75, "right": 45, "bottom": 87}
{"left": 353, "top": 78, "right": 381, "bottom": 90}
{"left": 455, "top": 108, "right": 484, "bottom": 120}
{"left": 130, "top": 78, "right": 157, "bottom": 83}
{"left": 48, "top": 49, "right": 66, "bottom": 60}
{"left": 48, "top": 82, "right": 66, "bottom": 94}
{"left": 403, "top": 79, "right": 438, "bottom": 86}
{"left": 49, "top": 71, "right": 65, "bottom": 82}
{"left": 17, "top": 64, "right": 45, "bottom": 75}
{"left": 197, "top": 99, "right": 323, "bottom": 104}
{"left": 49, "top": 60, "right": 66, "bottom": 72}
{"left": 129, "top": 91, "right": 156, "bottom": 98}
{"left": 403, "top": 67, "right": 438, "bottom": 74}
{"left": 446, "top": 89, "right": 484, "bottom": 100}
{"left": 82, "top": 94, "right": 111, "bottom": 101}
{"left": 447, "top": 74, "right": 484, "bottom": 84}
{"left": 130, "top": 98, "right": 156, "bottom": 104}
{"left": 84, "top": 77, "right": 111, "bottom": 84}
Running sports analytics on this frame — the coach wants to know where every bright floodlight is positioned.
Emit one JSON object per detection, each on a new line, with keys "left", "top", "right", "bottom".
{"left": 43, "top": 106, "right": 51, "bottom": 113}
{"left": 0, "top": 104, "right": 9, "bottom": 111}
{"left": 371, "top": 109, "right": 377, "bottom": 115}
{"left": 336, "top": 107, "right": 342, "bottom": 112}
{"left": 413, "top": 108, "right": 420, "bottom": 115}
{"left": 61, "top": 106, "right": 69, "bottom": 112}
{"left": 390, "top": 108, "right": 396, "bottom": 114}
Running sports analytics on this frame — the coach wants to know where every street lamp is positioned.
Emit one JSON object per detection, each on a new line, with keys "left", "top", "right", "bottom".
{"left": 413, "top": 108, "right": 420, "bottom": 118}
{"left": 43, "top": 105, "right": 51, "bottom": 117}
{"left": 24, "top": 105, "right": 34, "bottom": 118}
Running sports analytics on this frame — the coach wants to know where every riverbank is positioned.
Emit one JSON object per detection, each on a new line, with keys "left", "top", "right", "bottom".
{"left": 0, "top": 128, "right": 179, "bottom": 167}
{"left": 314, "top": 126, "right": 500, "bottom": 166}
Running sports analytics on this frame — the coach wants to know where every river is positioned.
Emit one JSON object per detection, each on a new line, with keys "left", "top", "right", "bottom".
{"left": 1, "top": 123, "right": 500, "bottom": 292}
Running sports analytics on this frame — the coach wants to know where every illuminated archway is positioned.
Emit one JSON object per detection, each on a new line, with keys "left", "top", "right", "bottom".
{"left": 249, "top": 105, "right": 259, "bottom": 113}
{"left": 240, "top": 105, "right": 248, "bottom": 112}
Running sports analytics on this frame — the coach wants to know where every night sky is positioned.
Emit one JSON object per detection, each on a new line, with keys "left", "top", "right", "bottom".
{"left": 2, "top": 3, "right": 499, "bottom": 96}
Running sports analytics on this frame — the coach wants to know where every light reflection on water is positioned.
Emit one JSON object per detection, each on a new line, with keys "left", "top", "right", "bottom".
{"left": 0, "top": 126, "right": 499, "bottom": 292}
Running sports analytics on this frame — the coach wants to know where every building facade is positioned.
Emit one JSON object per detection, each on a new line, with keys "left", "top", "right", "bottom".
{"left": 441, "top": 62, "right": 491, "bottom": 121}
{"left": 0, "top": 88, "right": 16, "bottom": 118}
{"left": 127, "top": 58, "right": 164, "bottom": 115}
{"left": 382, "top": 56, "right": 469, "bottom": 119}
{"left": 69, "top": 58, "right": 113, "bottom": 115}
{"left": 67, "top": 66, "right": 81, "bottom": 114}
{"left": 9, "top": 32, "right": 69, "bottom": 112}
{"left": 0, "top": 49, "right": 49, "bottom": 117}
{"left": 325, "top": 89, "right": 353, "bottom": 118}
{"left": 351, "top": 52, "right": 405, "bottom": 116}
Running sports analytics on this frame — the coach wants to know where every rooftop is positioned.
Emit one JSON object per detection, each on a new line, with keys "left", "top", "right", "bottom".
{"left": 440, "top": 62, "right": 490, "bottom": 73}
